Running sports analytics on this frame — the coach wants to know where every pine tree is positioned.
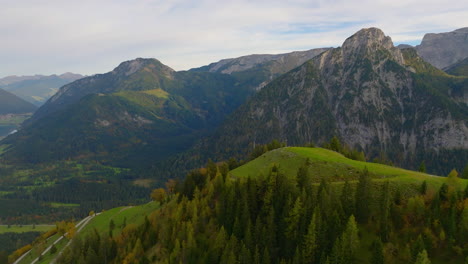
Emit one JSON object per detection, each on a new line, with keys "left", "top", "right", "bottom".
{"left": 340, "top": 180, "right": 354, "bottom": 218}
{"left": 355, "top": 168, "right": 371, "bottom": 223}
{"left": 296, "top": 160, "right": 311, "bottom": 191}
{"left": 379, "top": 181, "right": 391, "bottom": 242}
{"left": 462, "top": 164, "right": 468, "bottom": 179}
{"left": 420, "top": 181, "right": 427, "bottom": 195}
{"left": 341, "top": 215, "right": 359, "bottom": 263}
{"left": 286, "top": 197, "right": 303, "bottom": 241}
{"left": 458, "top": 202, "right": 468, "bottom": 244}
{"left": 371, "top": 238, "right": 384, "bottom": 264}
{"left": 414, "top": 249, "right": 431, "bottom": 264}
{"left": 302, "top": 210, "right": 318, "bottom": 264}
{"left": 419, "top": 161, "right": 426, "bottom": 173}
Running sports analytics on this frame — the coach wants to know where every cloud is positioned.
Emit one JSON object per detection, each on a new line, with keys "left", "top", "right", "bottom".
{"left": 1, "top": 0, "right": 467, "bottom": 76}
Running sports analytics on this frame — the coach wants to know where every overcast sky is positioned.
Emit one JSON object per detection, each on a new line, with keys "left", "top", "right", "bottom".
{"left": 1, "top": 0, "right": 467, "bottom": 77}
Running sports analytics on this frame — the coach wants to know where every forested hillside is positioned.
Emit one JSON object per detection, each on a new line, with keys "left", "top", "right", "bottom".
{"left": 50, "top": 147, "right": 468, "bottom": 264}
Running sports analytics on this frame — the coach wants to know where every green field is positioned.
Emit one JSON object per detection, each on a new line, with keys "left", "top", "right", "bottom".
{"left": 16, "top": 201, "right": 161, "bottom": 264}
{"left": 49, "top": 202, "right": 80, "bottom": 208}
{"left": 231, "top": 147, "right": 467, "bottom": 193}
{"left": 0, "top": 225, "right": 54, "bottom": 234}
{"left": 17, "top": 233, "right": 63, "bottom": 264}
{"left": 80, "top": 201, "right": 160, "bottom": 238}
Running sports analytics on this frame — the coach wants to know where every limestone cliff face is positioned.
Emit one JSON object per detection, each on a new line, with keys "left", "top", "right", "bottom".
{"left": 206, "top": 28, "right": 468, "bottom": 172}
{"left": 416, "top": 27, "right": 468, "bottom": 69}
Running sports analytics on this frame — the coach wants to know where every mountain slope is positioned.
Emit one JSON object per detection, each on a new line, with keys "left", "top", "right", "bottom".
{"left": 415, "top": 27, "right": 468, "bottom": 69}
{"left": 1, "top": 58, "right": 253, "bottom": 171}
{"left": 0, "top": 73, "right": 83, "bottom": 106}
{"left": 25, "top": 147, "right": 467, "bottom": 264}
{"left": 198, "top": 28, "right": 468, "bottom": 174}
{"left": 0, "top": 88, "right": 37, "bottom": 115}
{"left": 445, "top": 57, "right": 468, "bottom": 76}
{"left": 191, "top": 48, "right": 329, "bottom": 90}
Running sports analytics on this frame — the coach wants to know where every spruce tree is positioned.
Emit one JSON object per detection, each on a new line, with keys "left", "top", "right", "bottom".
{"left": 419, "top": 161, "right": 426, "bottom": 173}
{"left": 302, "top": 210, "right": 318, "bottom": 264}
{"left": 414, "top": 249, "right": 431, "bottom": 264}
{"left": 371, "top": 238, "right": 384, "bottom": 264}
{"left": 379, "top": 181, "right": 391, "bottom": 242}
{"left": 355, "top": 168, "right": 371, "bottom": 223}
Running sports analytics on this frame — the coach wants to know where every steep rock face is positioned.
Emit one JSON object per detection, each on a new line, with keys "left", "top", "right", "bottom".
{"left": 203, "top": 28, "right": 468, "bottom": 173}
{"left": 416, "top": 27, "right": 468, "bottom": 69}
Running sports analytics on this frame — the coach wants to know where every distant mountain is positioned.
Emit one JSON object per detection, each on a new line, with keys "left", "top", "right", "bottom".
{"left": 0, "top": 73, "right": 83, "bottom": 105}
{"left": 196, "top": 28, "right": 468, "bottom": 174}
{"left": 0, "top": 88, "right": 37, "bottom": 115}
{"left": 2, "top": 58, "right": 254, "bottom": 170}
{"left": 415, "top": 27, "right": 468, "bottom": 69}
{"left": 445, "top": 57, "right": 468, "bottom": 76}
{"left": 191, "top": 48, "right": 329, "bottom": 90}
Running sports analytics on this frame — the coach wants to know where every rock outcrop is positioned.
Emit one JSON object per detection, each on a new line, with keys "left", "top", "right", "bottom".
{"left": 416, "top": 27, "right": 468, "bottom": 69}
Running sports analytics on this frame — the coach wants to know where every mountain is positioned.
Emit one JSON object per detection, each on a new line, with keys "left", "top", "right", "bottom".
{"left": 197, "top": 28, "right": 468, "bottom": 174}
{"left": 445, "top": 57, "right": 468, "bottom": 76}
{"left": 0, "top": 73, "right": 83, "bottom": 106}
{"left": 415, "top": 27, "right": 468, "bottom": 69}
{"left": 0, "top": 88, "right": 37, "bottom": 115}
{"left": 191, "top": 48, "right": 329, "bottom": 90}
{"left": 18, "top": 147, "right": 468, "bottom": 264}
{"left": 1, "top": 58, "right": 254, "bottom": 171}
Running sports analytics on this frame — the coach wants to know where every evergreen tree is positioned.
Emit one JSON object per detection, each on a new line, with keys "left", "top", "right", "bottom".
{"left": 419, "top": 161, "right": 427, "bottom": 173}
{"left": 414, "top": 249, "right": 431, "bottom": 264}
{"left": 420, "top": 181, "right": 427, "bottom": 195}
{"left": 340, "top": 180, "right": 354, "bottom": 218}
{"left": 341, "top": 215, "right": 359, "bottom": 263}
{"left": 302, "top": 210, "right": 318, "bottom": 264}
{"left": 462, "top": 164, "right": 468, "bottom": 179}
{"left": 296, "top": 159, "right": 311, "bottom": 191}
{"left": 439, "top": 183, "right": 449, "bottom": 201}
{"left": 379, "top": 181, "right": 391, "bottom": 242}
{"left": 371, "top": 238, "right": 384, "bottom": 264}
{"left": 355, "top": 168, "right": 371, "bottom": 223}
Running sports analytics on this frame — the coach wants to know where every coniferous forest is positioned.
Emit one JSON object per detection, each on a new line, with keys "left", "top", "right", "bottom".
{"left": 56, "top": 157, "right": 468, "bottom": 264}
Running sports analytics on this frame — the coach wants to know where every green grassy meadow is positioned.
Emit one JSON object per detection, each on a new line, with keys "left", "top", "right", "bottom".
{"left": 0, "top": 225, "right": 54, "bottom": 234}
{"left": 231, "top": 147, "right": 467, "bottom": 195}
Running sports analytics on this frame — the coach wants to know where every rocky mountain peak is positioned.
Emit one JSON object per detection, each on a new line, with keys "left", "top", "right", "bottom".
{"left": 113, "top": 58, "right": 175, "bottom": 78}
{"left": 342, "top": 27, "right": 404, "bottom": 65}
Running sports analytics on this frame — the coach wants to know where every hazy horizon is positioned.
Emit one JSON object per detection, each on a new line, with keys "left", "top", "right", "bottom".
{"left": 1, "top": 0, "right": 467, "bottom": 77}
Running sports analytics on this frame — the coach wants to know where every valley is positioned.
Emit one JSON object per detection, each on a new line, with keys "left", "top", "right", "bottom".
{"left": 0, "top": 26, "right": 467, "bottom": 263}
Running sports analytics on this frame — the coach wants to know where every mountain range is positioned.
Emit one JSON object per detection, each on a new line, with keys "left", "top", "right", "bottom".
{"left": 1, "top": 28, "right": 467, "bottom": 177}
{"left": 1, "top": 26, "right": 468, "bottom": 264}
{"left": 0, "top": 73, "right": 83, "bottom": 106}
{"left": 0, "top": 88, "right": 37, "bottom": 115}
{"left": 179, "top": 28, "right": 468, "bottom": 175}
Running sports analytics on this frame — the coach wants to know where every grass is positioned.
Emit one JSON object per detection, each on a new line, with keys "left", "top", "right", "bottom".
{"left": 142, "top": 88, "right": 169, "bottom": 98}
{"left": 16, "top": 233, "right": 63, "bottom": 264}
{"left": 0, "top": 225, "right": 54, "bottom": 234}
{"left": 231, "top": 147, "right": 467, "bottom": 193}
{"left": 12, "top": 202, "right": 160, "bottom": 264}
{"left": 49, "top": 202, "right": 80, "bottom": 208}
{"left": 81, "top": 201, "right": 160, "bottom": 238}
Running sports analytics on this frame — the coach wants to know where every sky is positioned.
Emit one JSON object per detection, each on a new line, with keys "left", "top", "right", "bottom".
{"left": 1, "top": 0, "right": 467, "bottom": 77}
